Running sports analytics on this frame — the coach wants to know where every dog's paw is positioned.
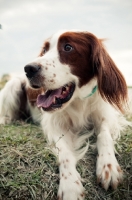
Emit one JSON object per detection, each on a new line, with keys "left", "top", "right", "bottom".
{"left": 96, "top": 153, "right": 123, "bottom": 190}
{"left": 57, "top": 176, "right": 85, "bottom": 200}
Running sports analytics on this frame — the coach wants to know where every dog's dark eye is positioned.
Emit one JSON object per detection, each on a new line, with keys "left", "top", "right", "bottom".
{"left": 43, "top": 47, "right": 47, "bottom": 54}
{"left": 64, "top": 44, "right": 73, "bottom": 52}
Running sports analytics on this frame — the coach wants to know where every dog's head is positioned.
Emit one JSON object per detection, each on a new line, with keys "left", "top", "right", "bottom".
{"left": 25, "top": 30, "right": 128, "bottom": 112}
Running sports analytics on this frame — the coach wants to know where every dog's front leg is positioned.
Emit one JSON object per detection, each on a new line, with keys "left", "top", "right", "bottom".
{"left": 52, "top": 134, "right": 85, "bottom": 200}
{"left": 96, "top": 121, "right": 123, "bottom": 190}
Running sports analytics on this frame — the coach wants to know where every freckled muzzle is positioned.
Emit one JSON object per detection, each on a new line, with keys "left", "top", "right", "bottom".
{"left": 37, "top": 82, "right": 75, "bottom": 111}
{"left": 24, "top": 63, "right": 43, "bottom": 88}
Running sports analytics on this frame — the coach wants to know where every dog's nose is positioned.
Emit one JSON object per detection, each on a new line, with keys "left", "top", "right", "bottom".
{"left": 24, "top": 63, "right": 41, "bottom": 78}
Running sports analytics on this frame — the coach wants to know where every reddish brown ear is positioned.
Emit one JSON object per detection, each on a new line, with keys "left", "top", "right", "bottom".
{"left": 93, "top": 39, "right": 128, "bottom": 113}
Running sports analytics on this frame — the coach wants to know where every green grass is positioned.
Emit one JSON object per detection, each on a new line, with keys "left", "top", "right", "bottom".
{"left": 0, "top": 74, "right": 10, "bottom": 90}
{"left": 0, "top": 78, "right": 132, "bottom": 199}
{"left": 0, "top": 122, "right": 58, "bottom": 200}
{"left": 0, "top": 121, "right": 132, "bottom": 200}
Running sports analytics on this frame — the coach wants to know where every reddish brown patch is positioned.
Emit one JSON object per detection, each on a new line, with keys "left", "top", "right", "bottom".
{"left": 75, "top": 180, "right": 80, "bottom": 185}
{"left": 53, "top": 73, "right": 56, "bottom": 77}
{"left": 105, "top": 171, "right": 109, "bottom": 180}
{"left": 45, "top": 67, "right": 48, "bottom": 70}
{"left": 64, "top": 176, "right": 67, "bottom": 179}
{"left": 107, "top": 164, "right": 112, "bottom": 170}
{"left": 80, "top": 193, "right": 85, "bottom": 197}
{"left": 57, "top": 31, "right": 128, "bottom": 113}
{"left": 103, "top": 165, "right": 105, "bottom": 169}
{"left": 26, "top": 87, "right": 44, "bottom": 106}
{"left": 66, "top": 159, "right": 69, "bottom": 162}
{"left": 117, "top": 166, "right": 122, "bottom": 173}
{"left": 50, "top": 79, "right": 54, "bottom": 82}
{"left": 39, "top": 41, "right": 50, "bottom": 56}
{"left": 64, "top": 164, "right": 66, "bottom": 169}
{"left": 58, "top": 32, "right": 95, "bottom": 87}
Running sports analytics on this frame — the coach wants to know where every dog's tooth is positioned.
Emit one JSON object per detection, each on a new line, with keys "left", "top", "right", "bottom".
{"left": 53, "top": 97, "right": 56, "bottom": 104}
{"left": 66, "top": 86, "right": 69, "bottom": 91}
{"left": 63, "top": 91, "right": 66, "bottom": 95}
{"left": 54, "top": 108, "right": 59, "bottom": 111}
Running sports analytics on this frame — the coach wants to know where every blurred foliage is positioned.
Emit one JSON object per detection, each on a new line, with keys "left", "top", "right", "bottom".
{"left": 0, "top": 74, "right": 10, "bottom": 90}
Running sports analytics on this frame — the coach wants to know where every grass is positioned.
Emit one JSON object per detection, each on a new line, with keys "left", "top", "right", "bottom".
{"left": 0, "top": 74, "right": 10, "bottom": 90}
{"left": 0, "top": 121, "right": 132, "bottom": 200}
{"left": 0, "top": 77, "right": 132, "bottom": 199}
{"left": 0, "top": 122, "right": 59, "bottom": 200}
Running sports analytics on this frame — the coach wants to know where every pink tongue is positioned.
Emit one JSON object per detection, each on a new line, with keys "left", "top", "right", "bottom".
{"left": 37, "top": 88, "right": 62, "bottom": 108}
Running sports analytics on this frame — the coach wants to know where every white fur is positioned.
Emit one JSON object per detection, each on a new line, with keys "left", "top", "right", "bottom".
{"left": 40, "top": 90, "right": 128, "bottom": 199}
{"left": 0, "top": 75, "right": 41, "bottom": 124}
{"left": 0, "top": 75, "right": 25, "bottom": 124}
{"left": 0, "top": 30, "right": 130, "bottom": 200}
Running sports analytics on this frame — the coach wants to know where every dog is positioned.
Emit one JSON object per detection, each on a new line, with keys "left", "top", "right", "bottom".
{"left": 0, "top": 30, "right": 129, "bottom": 200}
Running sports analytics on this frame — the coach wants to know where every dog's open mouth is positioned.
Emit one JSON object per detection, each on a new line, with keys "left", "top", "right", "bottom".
{"left": 37, "top": 82, "right": 75, "bottom": 111}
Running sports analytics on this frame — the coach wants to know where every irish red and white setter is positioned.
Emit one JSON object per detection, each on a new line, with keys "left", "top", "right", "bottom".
{"left": 0, "top": 30, "right": 129, "bottom": 200}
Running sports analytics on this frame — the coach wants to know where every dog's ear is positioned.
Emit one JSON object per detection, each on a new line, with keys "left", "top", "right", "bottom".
{"left": 90, "top": 36, "right": 128, "bottom": 113}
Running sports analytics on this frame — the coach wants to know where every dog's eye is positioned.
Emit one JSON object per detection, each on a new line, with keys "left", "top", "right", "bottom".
{"left": 43, "top": 47, "right": 47, "bottom": 54}
{"left": 64, "top": 44, "right": 73, "bottom": 52}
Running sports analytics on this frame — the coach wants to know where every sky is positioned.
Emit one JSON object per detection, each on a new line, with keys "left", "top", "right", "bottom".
{"left": 0, "top": 0, "right": 132, "bottom": 85}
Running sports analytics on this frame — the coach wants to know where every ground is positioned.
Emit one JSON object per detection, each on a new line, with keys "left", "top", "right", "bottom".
{"left": 0, "top": 77, "right": 132, "bottom": 200}
{"left": 0, "top": 120, "right": 132, "bottom": 200}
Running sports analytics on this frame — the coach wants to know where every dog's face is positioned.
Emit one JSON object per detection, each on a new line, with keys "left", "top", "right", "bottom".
{"left": 25, "top": 30, "right": 127, "bottom": 113}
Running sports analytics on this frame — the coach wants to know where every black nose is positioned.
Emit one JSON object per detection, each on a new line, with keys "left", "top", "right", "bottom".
{"left": 24, "top": 63, "right": 41, "bottom": 78}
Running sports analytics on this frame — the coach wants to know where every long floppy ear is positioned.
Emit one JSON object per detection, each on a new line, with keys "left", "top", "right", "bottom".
{"left": 92, "top": 38, "right": 128, "bottom": 113}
